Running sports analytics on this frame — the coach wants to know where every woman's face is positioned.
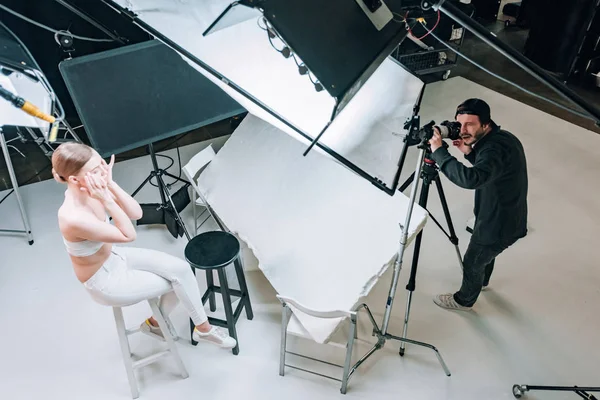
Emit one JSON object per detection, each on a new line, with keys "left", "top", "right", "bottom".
{"left": 68, "top": 151, "right": 106, "bottom": 186}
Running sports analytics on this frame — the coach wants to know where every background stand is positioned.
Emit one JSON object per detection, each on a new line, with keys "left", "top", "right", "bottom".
{"left": 0, "top": 127, "right": 34, "bottom": 245}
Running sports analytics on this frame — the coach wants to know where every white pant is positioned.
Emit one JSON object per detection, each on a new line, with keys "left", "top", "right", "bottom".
{"left": 83, "top": 246, "right": 208, "bottom": 326}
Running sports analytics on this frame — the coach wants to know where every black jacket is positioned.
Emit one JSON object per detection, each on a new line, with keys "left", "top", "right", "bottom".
{"left": 430, "top": 126, "right": 528, "bottom": 246}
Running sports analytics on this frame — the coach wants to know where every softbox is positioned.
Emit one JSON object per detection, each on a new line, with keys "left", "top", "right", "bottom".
{"left": 102, "top": 0, "right": 424, "bottom": 194}
{"left": 206, "top": 0, "right": 410, "bottom": 113}
{"left": 59, "top": 39, "right": 245, "bottom": 157}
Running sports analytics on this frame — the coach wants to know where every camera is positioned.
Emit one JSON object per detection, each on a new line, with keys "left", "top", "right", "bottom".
{"left": 406, "top": 120, "right": 462, "bottom": 147}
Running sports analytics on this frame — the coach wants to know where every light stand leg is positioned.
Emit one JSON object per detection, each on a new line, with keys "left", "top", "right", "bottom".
{"left": 381, "top": 147, "right": 426, "bottom": 335}
{"left": 0, "top": 129, "right": 34, "bottom": 245}
{"left": 340, "top": 313, "right": 357, "bottom": 394}
{"left": 131, "top": 172, "right": 154, "bottom": 198}
{"left": 399, "top": 169, "right": 430, "bottom": 356}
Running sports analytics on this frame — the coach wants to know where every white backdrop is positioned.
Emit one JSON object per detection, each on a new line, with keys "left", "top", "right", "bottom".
{"left": 197, "top": 115, "right": 428, "bottom": 343}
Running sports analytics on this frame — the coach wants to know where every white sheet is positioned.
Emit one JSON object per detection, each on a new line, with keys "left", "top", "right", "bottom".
{"left": 197, "top": 115, "right": 428, "bottom": 344}
{"left": 109, "top": 0, "right": 424, "bottom": 188}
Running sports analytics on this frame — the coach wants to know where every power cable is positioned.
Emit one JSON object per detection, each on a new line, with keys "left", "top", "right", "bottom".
{"left": 0, "top": 4, "right": 114, "bottom": 43}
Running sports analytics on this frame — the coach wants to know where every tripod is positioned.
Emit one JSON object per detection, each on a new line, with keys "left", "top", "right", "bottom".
{"left": 131, "top": 143, "right": 191, "bottom": 241}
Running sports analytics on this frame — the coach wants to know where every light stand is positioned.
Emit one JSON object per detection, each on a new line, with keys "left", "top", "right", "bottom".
{"left": 131, "top": 143, "right": 191, "bottom": 241}
{"left": 345, "top": 123, "right": 457, "bottom": 386}
{"left": 395, "top": 142, "right": 464, "bottom": 356}
{"left": 0, "top": 127, "right": 34, "bottom": 245}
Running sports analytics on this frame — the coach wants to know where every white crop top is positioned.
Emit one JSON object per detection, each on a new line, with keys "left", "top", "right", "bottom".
{"left": 62, "top": 213, "right": 109, "bottom": 257}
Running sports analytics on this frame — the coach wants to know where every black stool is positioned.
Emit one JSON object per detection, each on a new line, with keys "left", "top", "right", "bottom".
{"left": 184, "top": 231, "right": 253, "bottom": 355}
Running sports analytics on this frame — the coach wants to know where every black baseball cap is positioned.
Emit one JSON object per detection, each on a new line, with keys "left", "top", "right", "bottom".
{"left": 455, "top": 98, "right": 492, "bottom": 125}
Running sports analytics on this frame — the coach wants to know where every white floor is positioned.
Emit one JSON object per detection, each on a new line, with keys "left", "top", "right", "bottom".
{"left": 1, "top": 76, "right": 599, "bottom": 400}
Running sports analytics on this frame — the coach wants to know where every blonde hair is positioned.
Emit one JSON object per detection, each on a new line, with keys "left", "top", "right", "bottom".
{"left": 51, "top": 142, "right": 94, "bottom": 183}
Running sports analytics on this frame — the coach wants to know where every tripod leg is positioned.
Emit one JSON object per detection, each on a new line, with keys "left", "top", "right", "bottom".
{"left": 434, "top": 176, "right": 464, "bottom": 270}
{"left": 131, "top": 173, "right": 154, "bottom": 198}
{"left": 399, "top": 178, "right": 430, "bottom": 356}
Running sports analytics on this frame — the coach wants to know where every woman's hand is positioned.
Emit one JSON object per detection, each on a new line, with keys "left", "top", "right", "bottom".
{"left": 80, "top": 173, "right": 112, "bottom": 203}
{"left": 101, "top": 154, "right": 115, "bottom": 187}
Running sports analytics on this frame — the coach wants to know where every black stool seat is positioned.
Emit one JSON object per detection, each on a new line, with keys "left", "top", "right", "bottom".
{"left": 185, "top": 231, "right": 240, "bottom": 269}
{"left": 183, "top": 230, "right": 253, "bottom": 355}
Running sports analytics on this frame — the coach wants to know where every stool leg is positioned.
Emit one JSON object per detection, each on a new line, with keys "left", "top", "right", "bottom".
{"left": 148, "top": 299, "right": 189, "bottom": 379}
{"left": 206, "top": 270, "right": 217, "bottom": 312}
{"left": 234, "top": 259, "right": 254, "bottom": 320}
{"left": 218, "top": 268, "right": 239, "bottom": 355}
{"left": 112, "top": 307, "right": 139, "bottom": 399}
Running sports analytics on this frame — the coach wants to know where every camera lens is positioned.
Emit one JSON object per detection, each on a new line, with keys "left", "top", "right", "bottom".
{"left": 437, "top": 121, "right": 461, "bottom": 140}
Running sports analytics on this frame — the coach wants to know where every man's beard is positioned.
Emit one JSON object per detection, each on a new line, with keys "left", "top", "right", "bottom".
{"left": 461, "top": 128, "right": 486, "bottom": 146}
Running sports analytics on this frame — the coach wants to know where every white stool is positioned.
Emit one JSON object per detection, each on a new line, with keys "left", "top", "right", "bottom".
{"left": 112, "top": 297, "right": 189, "bottom": 398}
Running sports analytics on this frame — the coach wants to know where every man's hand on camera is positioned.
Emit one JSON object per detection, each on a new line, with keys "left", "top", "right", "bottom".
{"left": 429, "top": 128, "right": 443, "bottom": 152}
{"left": 452, "top": 138, "right": 473, "bottom": 155}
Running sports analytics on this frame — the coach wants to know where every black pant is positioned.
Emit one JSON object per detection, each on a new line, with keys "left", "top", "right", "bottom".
{"left": 453, "top": 238, "right": 513, "bottom": 307}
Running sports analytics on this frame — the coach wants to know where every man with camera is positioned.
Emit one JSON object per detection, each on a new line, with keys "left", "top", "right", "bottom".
{"left": 428, "top": 98, "right": 528, "bottom": 311}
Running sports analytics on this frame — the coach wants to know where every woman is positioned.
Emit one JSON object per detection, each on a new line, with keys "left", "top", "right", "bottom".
{"left": 53, "top": 142, "right": 235, "bottom": 348}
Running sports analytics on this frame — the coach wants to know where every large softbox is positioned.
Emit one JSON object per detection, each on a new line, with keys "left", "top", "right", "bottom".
{"left": 102, "top": 0, "right": 424, "bottom": 194}
{"left": 58, "top": 39, "right": 244, "bottom": 157}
